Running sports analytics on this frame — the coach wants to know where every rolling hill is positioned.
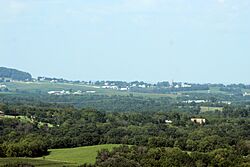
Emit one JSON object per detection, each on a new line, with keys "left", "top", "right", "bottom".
{"left": 0, "top": 67, "right": 32, "bottom": 81}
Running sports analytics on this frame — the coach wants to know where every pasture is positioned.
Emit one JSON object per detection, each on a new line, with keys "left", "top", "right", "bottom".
{"left": 200, "top": 106, "right": 223, "bottom": 112}
{"left": 42, "top": 144, "right": 120, "bottom": 165}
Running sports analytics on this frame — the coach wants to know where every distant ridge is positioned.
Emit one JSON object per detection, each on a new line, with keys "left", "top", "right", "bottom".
{"left": 0, "top": 67, "right": 32, "bottom": 81}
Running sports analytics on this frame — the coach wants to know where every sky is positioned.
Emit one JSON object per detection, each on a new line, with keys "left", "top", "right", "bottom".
{"left": 0, "top": 0, "right": 249, "bottom": 84}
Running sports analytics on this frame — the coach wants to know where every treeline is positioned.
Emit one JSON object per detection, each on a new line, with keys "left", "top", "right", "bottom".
{"left": 0, "top": 119, "right": 48, "bottom": 157}
{"left": 0, "top": 93, "right": 174, "bottom": 112}
{"left": 0, "top": 137, "right": 48, "bottom": 157}
{"left": 83, "top": 145, "right": 249, "bottom": 167}
{"left": 0, "top": 67, "right": 32, "bottom": 81}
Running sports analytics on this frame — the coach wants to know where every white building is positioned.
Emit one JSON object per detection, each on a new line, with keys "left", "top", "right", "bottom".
{"left": 131, "top": 84, "right": 137, "bottom": 87}
{"left": 120, "top": 87, "right": 129, "bottom": 91}
{"left": 165, "top": 120, "right": 173, "bottom": 124}
{"left": 102, "top": 86, "right": 119, "bottom": 90}
{"left": 243, "top": 92, "right": 250, "bottom": 97}
{"left": 86, "top": 91, "right": 96, "bottom": 93}
{"left": 138, "top": 84, "right": 146, "bottom": 88}
{"left": 73, "top": 90, "right": 83, "bottom": 95}
{"left": 48, "top": 90, "right": 70, "bottom": 95}
{"left": 220, "top": 101, "right": 232, "bottom": 105}
{"left": 0, "top": 85, "right": 7, "bottom": 89}
{"left": 183, "top": 100, "right": 207, "bottom": 103}
{"left": 50, "top": 80, "right": 57, "bottom": 83}
{"left": 174, "top": 85, "right": 180, "bottom": 88}
{"left": 191, "top": 118, "right": 206, "bottom": 125}
{"left": 181, "top": 83, "right": 192, "bottom": 88}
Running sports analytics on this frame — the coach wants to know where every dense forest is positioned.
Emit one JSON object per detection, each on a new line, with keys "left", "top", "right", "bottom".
{"left": 90, "top": 145, "right": 250, "bottom": 167}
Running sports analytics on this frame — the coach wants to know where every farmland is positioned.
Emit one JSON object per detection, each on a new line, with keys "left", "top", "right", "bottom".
{"left": 42, "top": 144, "right": 120, "bottom": 165}
{"left": 3, "top": 81, "right": 179, "bottom": 98}
{"left": 1, "top": 80, "right": 250, "bottom": 167}
{"left": 200, "top": 106, "right": 223, "bottom": 112}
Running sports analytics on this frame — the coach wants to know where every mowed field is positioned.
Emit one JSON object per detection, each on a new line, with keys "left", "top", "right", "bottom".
{"left": 42, "top": 144, "right": 120, "bottom": 165}
{"left": 200, "top": 106, "right": 223, "bottom": 112}
{"left": 0, "top": 144, "right": 120, "bottom": 167}
{"left": 4, "top": 82, "right": 93, "bottom": 93}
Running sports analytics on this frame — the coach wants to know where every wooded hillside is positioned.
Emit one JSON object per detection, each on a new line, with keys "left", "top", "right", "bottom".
{"left": 0, "top": 67, "right": 32, "bottom": 81}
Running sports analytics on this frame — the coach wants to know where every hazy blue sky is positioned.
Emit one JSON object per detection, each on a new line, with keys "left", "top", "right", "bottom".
{"left": 0, "top": 0, "right": 249, "bottom": 83}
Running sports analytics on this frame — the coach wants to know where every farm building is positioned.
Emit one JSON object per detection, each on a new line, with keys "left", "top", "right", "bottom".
{"left": 120, "top": 87, "right": 129, "bottom": 91}
{"left": 191, "top": 118, "right": 206, "bottom": 125}
{"left": 165, "top": 120, "right": 173, "bottom": 124}
{"left": 86, "top": 91, "right": 96, "bottom": 94}
{"left": 243, "top": 92, "right": 250, "bottom": 96}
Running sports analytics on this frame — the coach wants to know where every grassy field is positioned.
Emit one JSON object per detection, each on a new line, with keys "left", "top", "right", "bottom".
{"left": 208, "top": 86, "right": 228, "bottom": 94}
{"left": 4, "top": 81, "right": 178, "bottom": 98}
{"left": 41, "top": 144, "right": 120, "bottom": 166}
{"left": 4, "top": 82, "right": 92, "bottom": 93}
{"left": 200, "top": 106, "right": 223, "bottom": 112}
{"left": 99, "top": 89, "right": 179, "bottom": 98}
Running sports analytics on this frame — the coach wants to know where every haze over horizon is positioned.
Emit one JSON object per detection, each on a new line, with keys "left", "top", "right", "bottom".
{"left": 0, "top": 0, "right": 249, "bottom": 84}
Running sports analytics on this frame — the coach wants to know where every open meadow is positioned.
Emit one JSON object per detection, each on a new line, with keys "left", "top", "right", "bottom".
{"left": 0, "top": 144, "right": 120, "bottom": 167}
